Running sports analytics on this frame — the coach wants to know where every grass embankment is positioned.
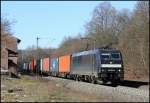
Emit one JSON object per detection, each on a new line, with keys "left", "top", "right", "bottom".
{"left": 1, "top": 75, "right": 102, "bottom": 102}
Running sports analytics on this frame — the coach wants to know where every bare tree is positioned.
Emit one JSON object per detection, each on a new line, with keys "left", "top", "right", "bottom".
{"left": 118, "top": 1, "right": 149, "bottom": 79}
{"left": 85, "top": 2, "right": 120, "bottom": 48}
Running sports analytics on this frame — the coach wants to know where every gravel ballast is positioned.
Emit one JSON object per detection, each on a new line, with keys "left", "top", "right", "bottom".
{"left": 44, "top": 76, "right": 149, "bottom": 102}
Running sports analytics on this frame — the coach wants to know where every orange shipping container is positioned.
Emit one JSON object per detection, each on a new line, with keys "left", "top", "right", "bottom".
{"left": 33, "top": 59, "right": 36, "bottom": 70}
{"left": 30, "top": 59, "right": 36, "bottom": 70}
{"left": 59, "top": 55, "right": 71, "bottom": 73}
{"left": 42, "top": 58, "right": 50, "bottom": 71}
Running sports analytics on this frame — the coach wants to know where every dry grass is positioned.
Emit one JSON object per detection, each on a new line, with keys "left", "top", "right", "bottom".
{"left": 1, "top": 75, "right": 104, "bottom": 102}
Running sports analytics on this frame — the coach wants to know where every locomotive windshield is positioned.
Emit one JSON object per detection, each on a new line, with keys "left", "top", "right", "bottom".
{"left": 100, "top": 52, "right": 121, "bottom": 60}
{"left": 111, "top": 53, "right": 120, "bottom": 60}
{"left": 101, "top": 53, "right": 110, "bottom": 60}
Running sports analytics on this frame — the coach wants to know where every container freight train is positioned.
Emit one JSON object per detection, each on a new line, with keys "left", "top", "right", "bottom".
{"left": 23, "top": 48, "right": 124, "bottom": 84}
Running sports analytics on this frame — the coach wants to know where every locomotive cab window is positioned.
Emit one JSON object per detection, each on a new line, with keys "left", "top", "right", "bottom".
{"left": 101, "top": 53, "right": 110, "bottom": 60}
{"left": 111, "top": 53, "right": 120, "bottom": 60}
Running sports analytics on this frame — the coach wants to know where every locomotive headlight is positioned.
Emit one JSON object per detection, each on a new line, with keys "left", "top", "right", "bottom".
{"left": 118, "top": 69, "right": 121, "bottom": 72}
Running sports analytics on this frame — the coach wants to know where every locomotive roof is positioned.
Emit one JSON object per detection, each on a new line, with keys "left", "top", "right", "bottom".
{"left": 99, "top": 48, "right": 120, "bottom": 52}
{"left": 72, "top": 48, "right": 120, "bottom": 57}
{"left": 72, "top": 49, "right": 99, "bottom": 57}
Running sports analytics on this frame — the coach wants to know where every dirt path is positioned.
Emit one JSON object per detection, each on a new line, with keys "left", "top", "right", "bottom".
{"left": 1, "top": 75, "right": 106, "bottom": 102}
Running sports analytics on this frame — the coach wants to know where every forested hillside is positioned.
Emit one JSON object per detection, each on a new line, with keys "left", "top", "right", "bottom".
{"left": 16, "top": 1, "right": 149, "bottom": 81}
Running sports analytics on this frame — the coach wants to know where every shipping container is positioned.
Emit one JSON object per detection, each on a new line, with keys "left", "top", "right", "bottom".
{"left": 36, "top": 59, "right": 41, "bottom": 73}
{"left": 22, "top": 62, "right": 29, "bottom": 73}
{"left": 33, "top": 59, "right": 36, "bottom": 71}
{"left": 40, "top": 59, "right": 43, "bottom": 71}
{"left": 23, "top": 63, "right": 26, "bottom": 70}
{"left": 25, "top": 63, "right": 29, "bottom": 70}
{"left": 26, "top": 63, "right": 29, "bottom": 71}
{"left": 29, "top": 59, "right": 36, "bottom": 72}
{"left": 51, "top": 58, "right": 59, "bottom": 72}
{"left": 29, "top": 61, "right": 32, "bottom": 71}
{"left": 31, "top": 59, "right": 36, "bottom": 72}
{"left": 59, "top": 55, "right": 71, "bottom": 73}
{"left": 42, "top": 58, "right": 50, "bottom": 72}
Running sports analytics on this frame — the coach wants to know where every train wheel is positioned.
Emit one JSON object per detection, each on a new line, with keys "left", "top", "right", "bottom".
{"left": 89, "top": 76, "right": 92, "bottom": 83}
{"left": 102, "top": 80, "right": 107, "bottom": 84}
{"left": 75, "top": 75, "right": 78, "bottom": 81}
{"left": 66, "top": 74, "right": 68, "bottom": 79}
{"left": 90, "top": 76, "right": 96, "bottom": 84}
{"left": 73, "top": 75, "right": 76, "bottom": 80}
{"left": 111, "top": 80, "right": 119, "bottom": 86}
{"left": 75, "top": 77, "right": 78, "bottom": 81}
{"left": 78, "top": 76, "right": 81, "bottom": 81}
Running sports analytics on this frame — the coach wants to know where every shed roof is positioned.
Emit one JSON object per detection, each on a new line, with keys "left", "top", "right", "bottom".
{"left": 6, "top": 48, "right": 18, "bottom": 55}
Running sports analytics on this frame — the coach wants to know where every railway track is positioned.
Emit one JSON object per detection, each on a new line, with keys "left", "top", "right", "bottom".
{"left": 41, "top": 74, "right": 149, "bottom": 88}
{"left": 43, "top": 76, "right": 149, "bottom": 102}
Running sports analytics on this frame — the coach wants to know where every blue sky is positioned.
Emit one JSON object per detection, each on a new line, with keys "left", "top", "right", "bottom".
{"left": 1, "top": 1, "right": 137, "bottom": 50}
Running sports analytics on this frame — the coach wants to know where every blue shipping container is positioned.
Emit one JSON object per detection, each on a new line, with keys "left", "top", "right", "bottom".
{"left": 50, "top": 58, "right": 59, "bottom": 72}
